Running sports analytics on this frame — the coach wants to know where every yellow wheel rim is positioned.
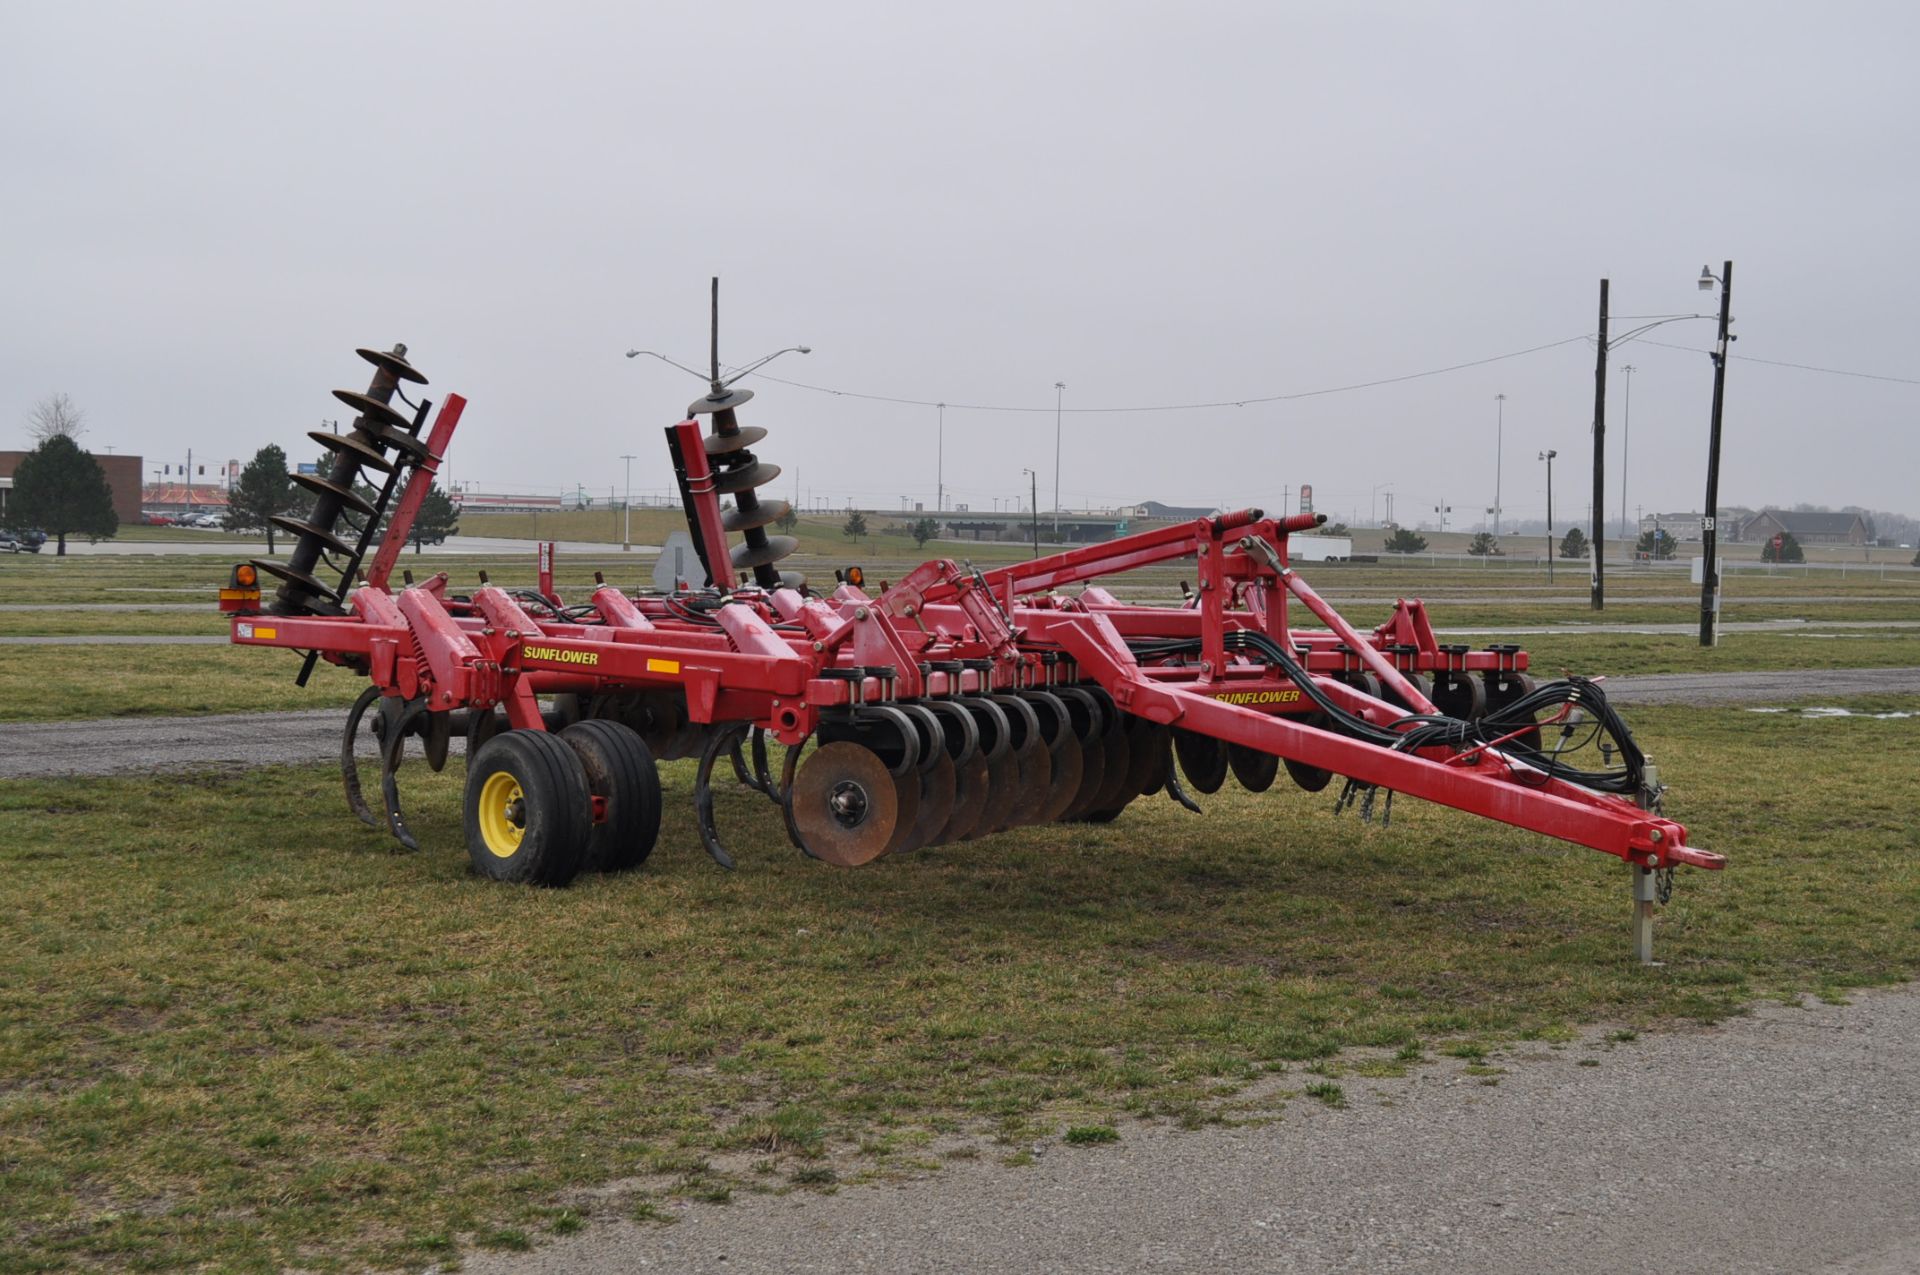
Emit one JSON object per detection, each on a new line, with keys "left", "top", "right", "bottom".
{"left": 478, "top": 771, "right": 526, "bottom": 857}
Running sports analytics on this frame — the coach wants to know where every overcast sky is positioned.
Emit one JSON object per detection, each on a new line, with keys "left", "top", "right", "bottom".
{"left": 4, "top": 1, "right": 1915, "bottom": 530}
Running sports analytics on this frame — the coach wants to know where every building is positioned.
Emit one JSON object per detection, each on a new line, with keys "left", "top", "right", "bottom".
{"left": 1638, "top": 511, "right": 1705, "bottom": 541}
{"left": 0, "top": 450, "right": 144, "bottom": 525}
{"left": 1126, "top": 499, "right": 1220, "bottom": 520}
{"left": 1740, "top": 509, "right": 1873, "bottom": 546}
{"left": 141, "top": 484, "right": 229, "bottom": 518}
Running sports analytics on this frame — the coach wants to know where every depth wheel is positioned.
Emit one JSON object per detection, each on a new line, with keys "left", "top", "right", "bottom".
{"left": 464, "top": 730, "right": 593, "bottom": 886}
{"left": 560, "top": 719, "right": 662, "bottom": 873}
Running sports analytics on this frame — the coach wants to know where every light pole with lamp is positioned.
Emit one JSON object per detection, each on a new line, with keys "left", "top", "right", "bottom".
{"left": 1492, "top": 393, "right": 1506, "bottom": 534}
{"left": 1540, "top": 449, "right": 1557, "bottom": 583}
{"left": 1051, "top": 382, "right": 1065, "bottom": 539}
{"left": 1021, "top": 467, "right": 1040, "bottom": 559}
{"left": 1370, "top": 482, "right": 1392, "bottom": 526}
{"left": 1697, "top": 261, "right": 1735, "bottom": 647}
{"left": 1585, "top": 280, "right": 1722, "bottom": 611}
{"left": 619, "top": 453, "right": 636, "bottom": 551}
{"left": 936, "top": 402, "right": 946, "bottom": 512}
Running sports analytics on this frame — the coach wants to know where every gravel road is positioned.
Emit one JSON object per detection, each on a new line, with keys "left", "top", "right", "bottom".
{"left": 460, "top": 988, "right": 1920, "bottom": 1275}
{"left": 3, "top": 669, "right": 1917, "bottom": 780}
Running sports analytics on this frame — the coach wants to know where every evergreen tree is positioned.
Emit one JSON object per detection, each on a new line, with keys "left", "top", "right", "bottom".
{"left": 409, "top": 483, "right": 460, "bottom": 552}
{"left": 1636, "top": 529, "right": 1678, "bottom": 560}
{"left": 775, "top": 504, "right": 800, "bottom": 532}
{"left": 1383, "top": 526, "right": 1428, "bottom": 554}
{"left": 1467, "top": 531, "right": 1499, "bottom": 556}
{"left": 224, "top": 444, "right": 296, "bottom": 553}
{"left": 1559, "top": 526, "right": 1588, "bottom": 560}
{"left": 1318, "top": 522, "right": 1350, "bottom": 537}
{"left": 8, "top": 434, "right": 117, "bottom": 555}
{"left": 842, "top": 510, "right": 868, "bottom": 538}
{"left": 1761, "top": 532, "right": 1805, "bottom": 564}
{"left": 910, "top": 516, "right": 938, "bottom": 548}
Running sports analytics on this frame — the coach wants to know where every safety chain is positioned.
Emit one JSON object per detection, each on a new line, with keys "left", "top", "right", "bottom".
{"left": 1656, "top": 867, "right": 1676, "bottom": 906}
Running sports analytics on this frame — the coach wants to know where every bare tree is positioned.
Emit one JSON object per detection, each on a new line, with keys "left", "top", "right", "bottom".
{"left": 27, "top": 393, "right": 86, "bottom": 443}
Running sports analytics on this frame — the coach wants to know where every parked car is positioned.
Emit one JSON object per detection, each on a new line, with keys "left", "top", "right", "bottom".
{"left": 0, "top": 531, "right": 20, "bottom": 553}
{"left": 21, "top": 528, "right": 46, "bottom": 550}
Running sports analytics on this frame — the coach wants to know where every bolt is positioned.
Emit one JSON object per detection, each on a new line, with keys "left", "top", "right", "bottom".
{"left": 812, "top": 641, "right": 824, "bottom": 652}
{"left": 855, "top": 606, "right": 870, "bottom": 621}
{"left": 1649, "top": 829, "right": 1664, "bottom": 842}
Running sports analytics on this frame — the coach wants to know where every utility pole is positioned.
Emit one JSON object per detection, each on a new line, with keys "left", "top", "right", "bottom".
{"left": 1618, "top": 365, "right": 1635, "bottom": 539}
{"left": 1541, "top": 449, "right": 1557, "bottom": 583}
{"left": 1052, "top": 382, "right": 1065, "bottom": 537}
{"left": 1493, "top": 393, "right": 1506, "bottom": 534}
{"left": 1590, "top": 278, "right": 1609, "bottom": 611}
{"left": 936, "top": 402, "right": 945, "bottom": 513}
{"left": 620, "top": 454, "right": 636, "bottom": 551}
{"left": 1700, "top": 261, "right": 1734, "bottom": 647}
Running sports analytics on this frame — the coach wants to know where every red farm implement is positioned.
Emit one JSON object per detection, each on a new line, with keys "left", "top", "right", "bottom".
{"left": 224, "top": 332, "right": 1723, "bottom": 963}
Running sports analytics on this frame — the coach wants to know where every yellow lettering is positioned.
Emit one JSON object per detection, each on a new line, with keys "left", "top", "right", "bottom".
{"left": 522, "top": 645, "right": 600, "bottom": 667}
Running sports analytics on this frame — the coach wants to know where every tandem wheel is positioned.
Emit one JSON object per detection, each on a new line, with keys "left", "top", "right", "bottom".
{"left": 464, "top": 730, "right": 593, "bottom": 886}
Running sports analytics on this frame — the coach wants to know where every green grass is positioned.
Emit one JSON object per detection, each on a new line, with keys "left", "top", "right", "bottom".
{"left": 2, "top": 698, "right": 1917, "bottom": 1270}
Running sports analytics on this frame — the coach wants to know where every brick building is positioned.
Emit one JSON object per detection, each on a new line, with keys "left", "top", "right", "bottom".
{"left": 0, "top": 450, "right": 144, "bottom": 526}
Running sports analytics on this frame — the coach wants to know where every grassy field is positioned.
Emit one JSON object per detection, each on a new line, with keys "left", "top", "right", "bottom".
{"left": 1, "top": 698, "right": 1917, "bottom": 1271}
{"left": 3, "top": 539, "right": 1917, "bottom": 1269}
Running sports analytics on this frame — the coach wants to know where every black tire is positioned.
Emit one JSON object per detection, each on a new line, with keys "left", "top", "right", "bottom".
{"left": 463, "top": 730, "right": 593, "bottom": 886}
{"left": 560, "top": 719, "right": 663, "bottom": 873}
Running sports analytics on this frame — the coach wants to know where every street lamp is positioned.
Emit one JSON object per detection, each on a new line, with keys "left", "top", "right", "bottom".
{"left": 1697, "top": 261, "right": 1735, "bottom": 647}
{"left": 1021, "top": 467, "right": 1040, "bottom": 559}
{"left": 1584, "top": 280, "right": 1720, "bottom": 611}
{"left": 1540, "top": 449, "right": 1558, "bottom": 582}
{"left": 1492, "top": 393, "right": 1506, "bottom": 535}
{"left": 1052, "top": 382, "right": 1065, "bottom": 538}
{"left": 1370, "top": 482, "right": 1392, "bottom": 526}
{"left": 619, "top": 453, "right": 636, "bottom": 551}
{"left": 935, "top": 402, "right": 946, "bottom": 513}
{"left": 624, "top": 344, "right": 812, "bottom": 393}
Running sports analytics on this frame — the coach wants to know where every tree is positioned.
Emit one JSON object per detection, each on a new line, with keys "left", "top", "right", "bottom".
{"left": 1318, "top": 522, "right": 1350, "bottom": 537}
{"left": 1911, "top": 546, "right": 1920, "bottom": 568}
{"left": 224, "top": 444, "right": 297, "bottom": 553}
{"left": 409, "top": 483, "right": 460, "bottom": 552}
{"left": 1559, "top": 526, "right": 1588, "bottom": 560}
{"left": 26, "top": 393, "right": 86, "bottom": 443}
{"left": 7, "top": 434, "right": 117, "bottom": 555}
{"left": 910, "top": 516, "right": 938, "bottom": 548}
{"left": 1636, "top": 529, "right": 1677, "bottom": 561}
{"left": 775, "top": 504, "right": 799, "bottom": 532}
{"left": 1467, "top": 531, "right": 1500, "bottom": 556}
{"left": 1383, "top": 527, "right": 1428, "bottom": 554}
{"left": 843, "top": 510, "right": 868, "bottom": 539}
{"left": 1761, "top": 532, "right": 1805, "bottom": 564}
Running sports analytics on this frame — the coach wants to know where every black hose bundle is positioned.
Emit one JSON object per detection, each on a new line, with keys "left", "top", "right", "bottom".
{"left": 1128, "top": 630, "right": 1645, "bottom": 797}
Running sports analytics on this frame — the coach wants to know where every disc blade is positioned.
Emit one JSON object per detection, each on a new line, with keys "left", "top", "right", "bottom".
{"left": 688, "top": 387, "right": 755, "bottom": 415}
{"left": 934, "top": 751, "right": 993, "bottom": 845}
{"left": 1089, "top": 715, "right": 1134, "bottom": 812}
{"left": 1174, "top": 728, "right": 1228, "bottom": 795}
{"left": 357, "top": 347, "right": 429, "bottom": 384}
{"left": 712, "top": 460, "right": 782, "bottom": 495}
{"left": 1228, "top": 743, "right": 1279, "bottom": 793}
{"left": 730, "top": 535, "right": 799, "bottom": 569}
{"left": 704, "top": 424, "right": 769, "bottom": 454}
{"left": 901, "top": 750, "right": 956, "bottom": 853}
{"left": 791, "top": 741, "right": 903, "bottom": 867}
{"left": 332, "top": 388, "right": 414, "bottom": 431}
{"left": 724, "top": 498, "right": 791, "bottom": 532}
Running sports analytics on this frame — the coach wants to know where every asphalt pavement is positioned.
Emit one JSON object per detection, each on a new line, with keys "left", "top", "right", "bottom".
{"left": 460, "top": 988, "right": 1920, "bottom": 1275}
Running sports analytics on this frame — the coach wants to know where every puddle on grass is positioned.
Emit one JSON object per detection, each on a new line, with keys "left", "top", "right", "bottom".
{"left": 1747, "top": 707, "right": 1916, "bottom": 719}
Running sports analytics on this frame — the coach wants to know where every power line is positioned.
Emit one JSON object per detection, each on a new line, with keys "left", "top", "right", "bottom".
{"left": 1637, "top": 338, "right": 1920, "bottom": 386}
{"left": 747, "top": 334, "right": 1594, "bottom": 415}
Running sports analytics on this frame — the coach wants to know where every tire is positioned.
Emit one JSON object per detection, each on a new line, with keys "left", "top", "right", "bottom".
{"left": 560, "top": 719, "right": 663, "bottom": 873}
{"left": 463, "top": 729, "right": 593, "bottom": 886}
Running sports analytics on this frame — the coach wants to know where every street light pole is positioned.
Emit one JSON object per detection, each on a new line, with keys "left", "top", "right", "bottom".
{"left": 1590, "top": 279, "right": 1609, "bottom": 611}
{"left": 936, "top": 402, "right": 945, "bottom": 513}
{"left": 1493, "top": 393, "right": 1506, "bottom": 535}
{"left": 1699, "top": 261, "right": 1734, "bottom": 647}
{"left": 1540, "top": 449, "right": 1557, "bottom": 583}
{"left": 620, "top": 454, "right": 636, "bottom": 551}
{"left": 1618, "top": 365, "right": 1635, "bottom": 540}
{"left": 1052, "top": 382, "right": 1065, "bottom": 539}
{"left": 1022, "top": 467, "right": 1039, "bottom": 559}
